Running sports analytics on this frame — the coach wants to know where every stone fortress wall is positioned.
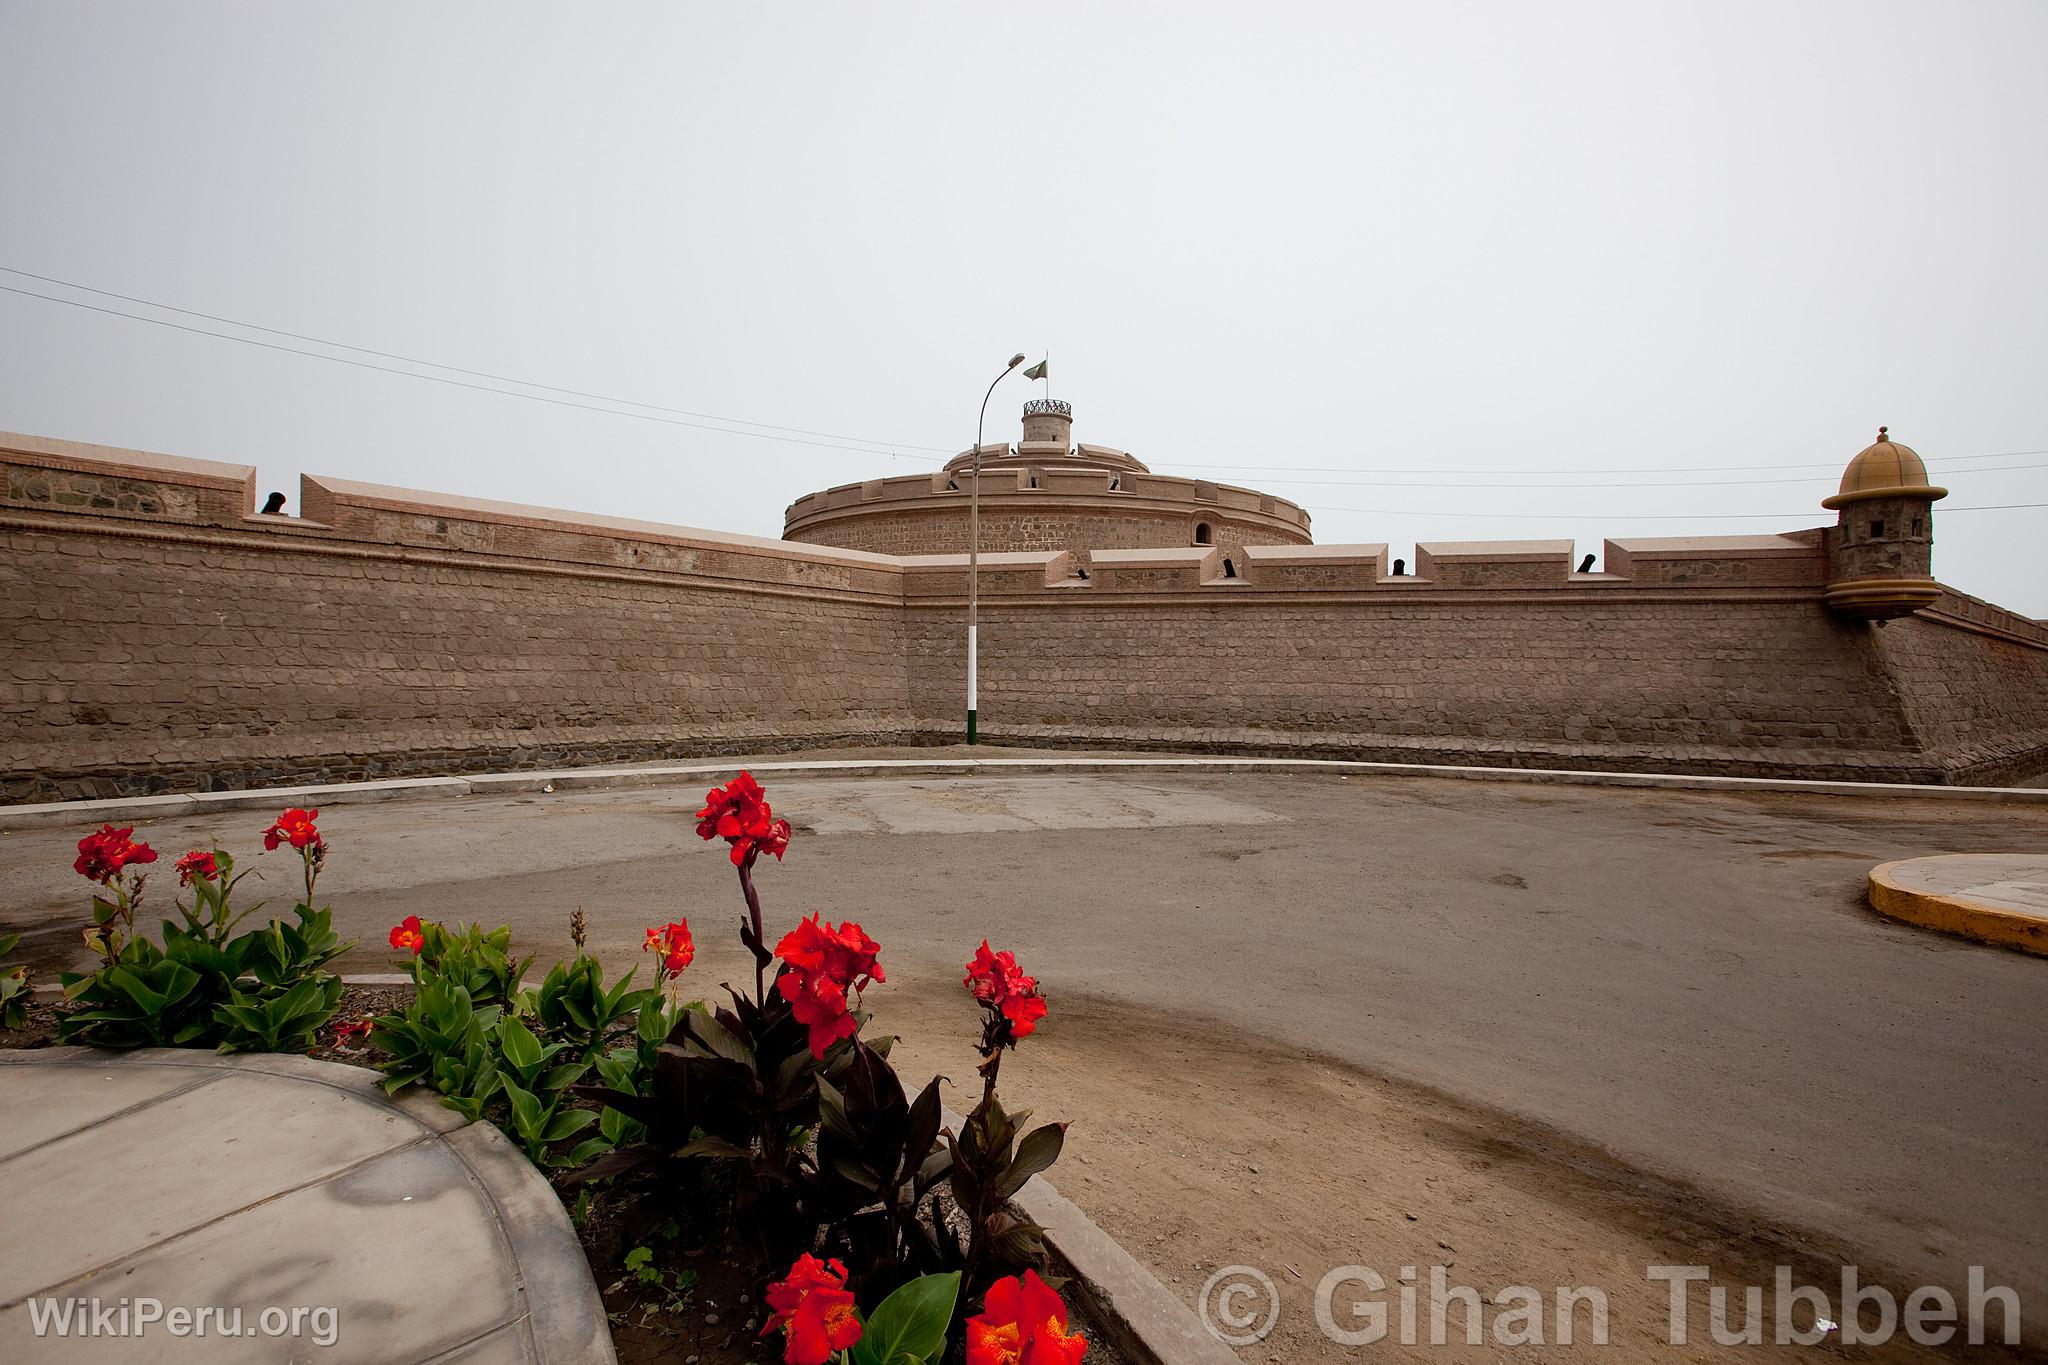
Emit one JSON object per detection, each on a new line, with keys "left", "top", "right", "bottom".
{"left": 4, "top": 428, "right": 2047, "bottom": 802}
{"left": 1, "top": 434, "right": 916, "bottom": 802}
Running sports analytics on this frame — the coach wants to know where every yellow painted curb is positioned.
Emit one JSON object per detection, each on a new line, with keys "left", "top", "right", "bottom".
{"left": 1868, "top": 859, "right": 2048, "bottom": 957}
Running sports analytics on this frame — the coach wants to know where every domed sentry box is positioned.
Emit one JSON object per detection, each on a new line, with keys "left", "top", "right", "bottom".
{"left": 1821, "top": 427, "right": 1948, "bottom": 620}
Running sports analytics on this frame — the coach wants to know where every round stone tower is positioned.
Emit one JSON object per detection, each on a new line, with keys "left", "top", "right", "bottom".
{"left": 1821, "top": 426, "right": 1947, "bottom": 619}
{"left": 782, "top": 400, "right": 1312, "bottom": 556}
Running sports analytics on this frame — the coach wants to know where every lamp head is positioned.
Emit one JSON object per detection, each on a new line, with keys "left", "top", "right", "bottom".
{"left": 1007, "top": 353, "right": 1026, "bottom": 368}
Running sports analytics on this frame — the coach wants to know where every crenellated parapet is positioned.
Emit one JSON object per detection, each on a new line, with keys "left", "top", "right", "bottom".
{"left": 887, "top": 533, "right": 1831, "bottom": 597}
{"left": 0, "top": 430, "right": 1941, "bottom": 605}
{"left": 296, "top": 475, "right": 906, "bottom": 598}
{"left": 0, "top": 427, "right": 1889, "bottom": 624}
{"left": 1, "top": 431, "right": 255, "bottom": 526}
{"left": 0, "top": 430, "right": 909, "bottom": 603}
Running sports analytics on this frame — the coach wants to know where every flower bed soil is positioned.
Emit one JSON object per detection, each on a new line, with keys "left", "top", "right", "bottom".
{"left": 567, "top": 1165, "right": 1130, "bottom": 1365}
{"left": 0, "top": 995, "right": 65, "bottom": 1049}
{"left": 0, "top": 983, "right": 413, "bottom": 1055}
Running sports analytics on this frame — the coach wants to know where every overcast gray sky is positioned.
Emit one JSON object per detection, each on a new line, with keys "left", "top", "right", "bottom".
{"left": 4, "top": 2, "right": 2043, "bottom": 614}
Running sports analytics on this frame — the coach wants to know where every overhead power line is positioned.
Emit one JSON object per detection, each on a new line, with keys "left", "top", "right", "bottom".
{"left": 6, "top": 265, "right": 2044, "bottom": 492}
{"left": 1306, "top": 501, "right": 2048, "bottom": 521}
{"left": 1204, "top": 462, "right": 2048, "bottom": 492}
{"left": 0, "top": 276, "right": 939, "bottom": 460}
{"left": 1150, "top": 447, "right": 2048, "bottom": 479}
{"left": 1, "top": 265, "right": 955, "bottom": 453}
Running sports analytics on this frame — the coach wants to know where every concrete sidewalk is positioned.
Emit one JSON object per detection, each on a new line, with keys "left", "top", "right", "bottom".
{"left": 0, "top": 1049, "right": 613, "bottom": 1364}
{"left": 3, "top": 749, "right": 2046, "bottom": 832}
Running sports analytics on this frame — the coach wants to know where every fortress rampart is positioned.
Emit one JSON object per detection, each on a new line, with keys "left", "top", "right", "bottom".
{"left": 5, "top": 430, "right": 2047, "bottom": 801}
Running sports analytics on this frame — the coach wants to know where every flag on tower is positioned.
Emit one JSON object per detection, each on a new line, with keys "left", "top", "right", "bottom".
{"left": 1022, "top": 358, "right": 1049, "bottom": 381}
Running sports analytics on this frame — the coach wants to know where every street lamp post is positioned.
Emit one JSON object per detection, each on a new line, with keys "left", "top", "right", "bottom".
{"left": 969, "top": 353, "right": 1027, "bottom": 744}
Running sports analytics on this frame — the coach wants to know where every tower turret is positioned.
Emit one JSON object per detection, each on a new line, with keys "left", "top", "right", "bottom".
{"left": 1821, "top": 426, "right": 1947, "bottom": 619}
{"left": 1020, "top": 397, "right": 1074, "bottom": 450}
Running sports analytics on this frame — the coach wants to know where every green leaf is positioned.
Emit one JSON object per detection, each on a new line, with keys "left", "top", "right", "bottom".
{"left": 501, "top": 1076, "right": 543, "bottom": 1133}
{"left": 773, "top": 1044, "right": 816, "bottom": 1097}
{"left": 996, "top": 1121, "right": 1067, "bottom": 1199}
{"left": 563, "top": 1135, "right": 613, "bottom": 1167}
{"left": 541, "top": 1107, "right": 598, "bottom": 1141}
{"left": 914, "top": 1148, "right": 953, "bottom": 1198}
{"left": 989, "top": 1216, "right": 1049, "bottom": 1268}
{"left": 854, "top": 1272, "right": 960, "bottom": 1365}
{"left": 814, "top": 1073, "right": 858, "bottom": 1143}
{"left": 599, "top": 1106, "right": 643, "bottom": 1145}
{"left": 539, "top": 1061, "right": 588, "bottom": 1094}
{"left": 106, "top": 965, "right": 168, "bottom": 1014}
{"left": 683, "top": 1006, "right": 752, "bottom": 1068}
{"left": 636, "top": 1000, "right": 670, "bottom": 1044}
{"left": 498, "top": 1014, "right": 544, "bottom": 1071}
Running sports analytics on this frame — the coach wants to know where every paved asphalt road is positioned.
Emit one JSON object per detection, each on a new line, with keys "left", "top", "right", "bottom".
{"left": 4, "top": 769, "right": 2044, "bottom": 1310}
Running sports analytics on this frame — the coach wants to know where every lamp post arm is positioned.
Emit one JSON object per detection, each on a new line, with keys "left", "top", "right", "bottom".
{"left": 977, "top": 367, "right": 1010, "bottom": 446}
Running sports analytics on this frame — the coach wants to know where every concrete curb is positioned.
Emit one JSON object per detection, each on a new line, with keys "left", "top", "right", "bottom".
{"left": 1019, "top": 1171, "right": 1243, "bottom": 1365}
{"left": 4, "top": 754, "right": 2045, "bottom": 829}
{"left": 942, "top": 1106, "right": 1239, "bottom": 1365}
{"left": 1868, "top": 857, "right": 2048, "bottom": 956}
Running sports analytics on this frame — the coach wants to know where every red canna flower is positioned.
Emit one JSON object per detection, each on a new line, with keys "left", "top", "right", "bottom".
{"left": 760, "top": 1253, "right": 862, "bottom": 1365}
{"left": 696, "top": 771, "right": 764, "bottom": 839}
{"left": 1002, "top": 990, "right": 1049, "bottom": 1037}
{"left": 775, "top": 914, "right": 885, "bottom": 995}
{"left": 770, "top": 916, "right": 885, "bottom": 1059}
{"left": 695, "top": 773, "right": 792, "bottom": 866}
{"left": 330, "top": 1017, "right": 373, "bottom": 1044}
{"left": 73, "top": 825, "right": 158, "bottom": 884}
{"left": 967, "top": 1269, "right": 1087, "bottom": 1365}
{"left": 642, "top": 920, "right": 694, "bottom": 978}
{"left": 388, "top": 915, "right": 425, "bottom": 955}
{"left": 965, "top": 942, "right": 1049, "bottom": 1039}
{"left": 262, "top": 807, "right": 322, "bottom": 853}
{"left": 175, "top": 850, "right": 219, "bottom": 886}
{"left": 776, "top": 966, "right": 860, "bottom": 1059}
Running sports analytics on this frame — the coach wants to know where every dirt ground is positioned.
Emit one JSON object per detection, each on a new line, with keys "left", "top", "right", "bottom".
{"left": 882, "top": 988, "right": 2040, "bottom": 1364}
